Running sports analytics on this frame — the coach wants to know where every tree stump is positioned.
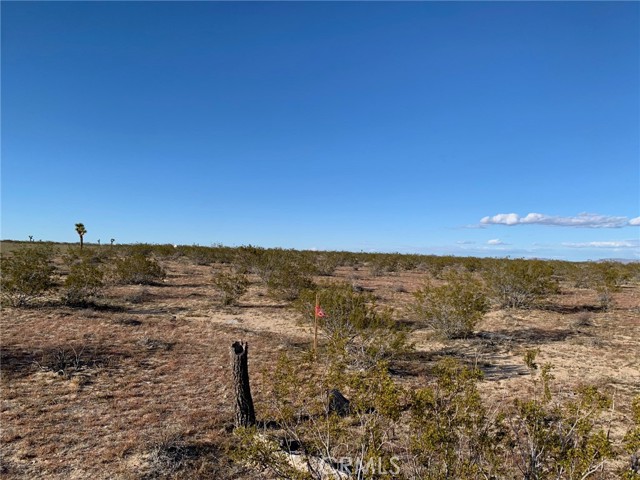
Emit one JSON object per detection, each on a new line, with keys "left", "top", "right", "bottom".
{"left": 231, "top": 341, "right": 256, "bottom": 427}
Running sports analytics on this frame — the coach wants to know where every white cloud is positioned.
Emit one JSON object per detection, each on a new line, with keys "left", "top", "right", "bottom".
{"left": 480, "top": 212, "right": 634, "bottom": 228}
{"left": 456, "top": 240, "right": 476, "bottom": 244}
{"left": 562, "top": 240, "right": 639, "bottom": 249}
{"left": 487, "top": 239, "right": 506, "bottom": 245}
{"left": 480, "top": 213, "right": 519, "bottom": 226}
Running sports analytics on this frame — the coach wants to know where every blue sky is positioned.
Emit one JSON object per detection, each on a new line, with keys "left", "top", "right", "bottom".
{"left": 2, "top": 1, "right": 639, "bottom": 261}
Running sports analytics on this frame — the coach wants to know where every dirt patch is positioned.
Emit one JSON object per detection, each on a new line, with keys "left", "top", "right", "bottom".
{"left": 1, "top": 258, "right": 638, "bottom": 478}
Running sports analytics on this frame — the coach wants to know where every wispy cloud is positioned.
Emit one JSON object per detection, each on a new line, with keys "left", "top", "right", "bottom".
{"left": 487, "top": 239, "right": 507, "bottom": 245}
{"left": 480, "top": 212, "right": 636, "bottom": 228}
{"left": 456, "top": 240, "right": 476, "bottom": 245}
{"left": 562, "top": 240, "right": 640, "bottom": 249}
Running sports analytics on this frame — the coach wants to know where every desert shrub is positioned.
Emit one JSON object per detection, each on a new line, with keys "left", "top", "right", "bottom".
{"left": 412, "top": 269, "right": 489, "bottom": 339}
{"left": 397, "top": 254, "right": 421, "bottom": 272}
{"left": 297, "top": 282, "right": 387, "bottom": 333}
{"left": 523, "top": 348, "right": 541, "bottom": 372}
{"left": 149, "top": 243, "right": 183, "bottom": 260}
{"left": 234, "top": 351, "right": 405, "bottom": 480}
{"left": 408, "top": 358, "right": 505, "bottom": 478}
{"left": 416, "top": 254, "right": 469, "bottom": 279}
{"left": 233, "top": 337, "right": 622, "bottom": 479}
{"left": 233, "top": 245, "right": 268, "bottom": 276}
{"left": 263, "top": 253, "right": 315, "bottom": 301}
{"left": 34, "top": 345, "right": 106, "bottom": 380}
{"left": 622, "top": 396, "right": 640, "bottom": 478}
{"left": 567, "top": 263, "right": 593, "bottom": 288}
{"left": 368, "top": 255, "right": 399, "bottom": 277}
{"left": 179, "top": 245, "right": 219, "bottom": 265}
{"left": 573, "top": 311, "right": 594, "bottom": 329}
{"left": 0, "top": 244, "right": 56, "bottom": 306}
{"left": 113, "top": 253, "right": 165, "bottom": 285}
{"left": 506, "top": 363, "right": 614, "bottom": 479}
{"left": 266, "top": 265, "right": 314, "bottom": 301}
{"left": 484, "top": 258, "right": 559, "bottom": 309}
{"left": 586, "top": 262, "right": 630, "bottom": 311}
{"left": 65, "top": 244, "right": 116, "bottom": 265}
{"left": 313, "top": 253, "right": 340, "bottom": 276}
{"left": 61, "top": 252, "right": 105, "bottom": 306}
{"left": 213, "top": 271, "right": 249, "bottom": 306}
{"left": 297, "top": 283, "right": 410, "bottom": 369}
{"left": 125, "top": 243, "right": 156, "bottom": 257}
{"left": 231, "top": 247, "right": 319, "bottom": 298}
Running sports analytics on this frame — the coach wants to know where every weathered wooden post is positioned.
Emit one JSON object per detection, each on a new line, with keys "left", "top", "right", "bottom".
{"left": 231, "top": 341, "right": 256, "bottom": 427}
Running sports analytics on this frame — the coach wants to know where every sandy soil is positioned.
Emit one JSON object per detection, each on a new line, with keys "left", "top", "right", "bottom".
{"left": 1, "top": 257, "right": 638, "bottom": 478}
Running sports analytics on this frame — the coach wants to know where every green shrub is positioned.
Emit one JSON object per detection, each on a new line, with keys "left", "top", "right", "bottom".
{"left": 235, "top": 352, "right": 404, "bottom": 480}
{"left": 368, "top": 254, "right": 400, "bottom": 277}
{"left": 0, "top": 245, "right": 56, "bottom": 306}
{"left": 507, "top": 367, "right": 614, "bottom": 479}
{"left": 622, "top": 395, "right": 640, "bottom": 478}
{"left": 263, "top": 253, "right": 315, "bottom": 301}
{"left": 297, "top": 283, "right": 410, "bottom": 369}
{"left": 61, "top": 252, "right": 105, "bottom": 306}
{"left": 313, "top": 253, "right": 340, "bottom": 276}
{"left": 297, "top": 282, "right": 390, "bottom": 335}
{"left": 233, "top": 245, "right": 268, "bottom": 276}
{"left": 233, "top": 338, "right": 620, "bottom": 479}
{"left": 179, "top": 245, "right": 220, "bottom": 265}
{"left": 484, "top": 259, "right": 559, "bottom": 309}
{"left": 412, "top": 269, "right": 489, "bottom": 339}
{"left": 114, "top": 253, "right": 165, "bottom": 285}
{"left": 409, "top": 359, "right": 503, "bottom": 478}
{"left": 213, "top": 271, "right": 249, "bottom": 306}
{"left": 586, "top": 262, "right": 629, "bottom": 311}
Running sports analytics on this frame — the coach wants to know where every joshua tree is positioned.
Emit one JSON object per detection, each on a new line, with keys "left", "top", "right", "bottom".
{"left": 97, "top": 239, "right": 101, "bottom": 246}
{"left": 75, "top": 223, "right": 87, "bottom": 250}
{"left": 110, "top": 238, "right": 115, "bottom": 246}
{"left": 28, "top": 235, "right": 33, "bottom": 242}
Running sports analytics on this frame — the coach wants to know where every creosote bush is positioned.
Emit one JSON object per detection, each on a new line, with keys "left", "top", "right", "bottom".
{"left": 314, "top": 254, "right": 340, "bottom": 276}
{"left": 297, "top": 282, "right": 389, "bottom": 333}
{"left": 114, "top": 252, "right": 166, "bottom": 285}
{"left": 263, "top": 254, "right": 316, "bottom": 301}
{"left": 408, "top": 358, "right": 505, "bottom": 478}
{"left": 234, "top": 351, "right": 405, "bottom": 480}
{"left": 484, "top": 258, "right": 559, "bottom": 309}
{"left": 266, "top": 261, "right": 315, "bottom": 301}
{"left": 61, "top": 250, "right": 106, "bottom": 306}
{"left": 232, "top": 246, "right": 316, "bottom": 300}
{"left": 588, "top": 262, "right": 629, "bottom": 311}
{"left": 412, "top": 268, "right": 489, "bottom": 339}
{"left": 234, "top": 341, "right": 617, "bottom": 479}
{"left": 297, "top": 282, "right": 411, "bottom": 368}
{"left": 213, "top": 271, "right": 249, "bottom": 306}
{"left": 622, "top": 395, "right": 640, "bottom": 478}
{"left": 0, "top": 244, "right": 56, "bottom": 306}
{"left": 507, "top": 370, "right": 614, "bottom": 479}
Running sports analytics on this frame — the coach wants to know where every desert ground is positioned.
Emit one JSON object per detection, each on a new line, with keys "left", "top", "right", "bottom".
{"left": 1, "top": 243, "right": 639, "bottom": 479}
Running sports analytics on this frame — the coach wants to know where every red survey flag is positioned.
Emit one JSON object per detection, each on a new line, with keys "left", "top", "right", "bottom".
{"left": 315, "top": 305, "right": 326, "bottom": 317}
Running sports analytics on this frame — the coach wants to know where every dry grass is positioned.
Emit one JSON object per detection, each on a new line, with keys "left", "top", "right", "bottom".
{"left": 1, "top": 255, "right": 639, "bottom": 478}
